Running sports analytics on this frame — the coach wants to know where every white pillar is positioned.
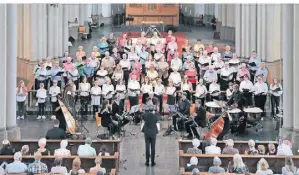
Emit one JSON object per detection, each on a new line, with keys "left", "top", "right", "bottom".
{"left": 97, "top": 4, "right": 102, "bottom": 16}
{"left": 282, "top": 4, "right": 294, "bottom": 130}
{"left": 249, "top": 4, "right": 257, "bottom": 55}
{"left": 92, "top": 4, "right": 98, "bottom": 15}
{"left": 261, "top": 5, "right": 266, "bottom": 60}
{"left": 6, "top": 4, "right": 17, "bottom": 128}
{"left": 0, "top": 4, "right": 7, "bottom": 130}
{"left": 54, "top": 7, "right": 59, "bottom": 57}
{"left": 214, "top": 4, "right": 218, "bottom": 18}
{"left": 102, "top": 4, "right": 111, "bottom": 18}
{"left": 244, "top": 5, "right": 250, "bottom": 56}
{"left": 266, "top": 5, "right": 274, "bottom": 62}
{"left": 58, "top": 6, "right": 63, "bottom": 57}
{"left": 241, "top": 5, "right": 246, "bottom": 57}
{"left": 293, "top": 5, "right": 299, "bottom": 130}
{"left": 195, "top": 4, "right": 205, "bottom": 16}
{"left": 235, "top": 4, "right": 241, "bottom": 57}
{"left": 47, "top": 5, "right": 54, "bottom": 57}
{"left": 79, "top": 4, "right": 85, "bottom": 25}
{"left": 63, "top": 5, "right": 69, "bottom": 52}
{"left": 221, "top": 4, "right": 227, "bottom": 26}
{"left": 42, "top": 4, "right": 47, "bottom": 58}
{"left": 257, "top": 4, "right": 263, "bottom": 60}
{"left": 31, "top": 4, "right": 38, "bottom": 61}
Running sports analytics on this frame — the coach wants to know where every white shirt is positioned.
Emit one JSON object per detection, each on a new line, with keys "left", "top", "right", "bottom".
{"left": 211, "top": 53, "right": 221, "bottom": 62}
{"left": 116, "top": 85, "right": 126, "bottom": 99}
{"left": 91, "top": 86, "right": 101, "bottom": 95}
{"left": 213, "top": 61, "right": 224, "bottom": 73}
{"left": 205, "top": 145, "right": 221, "bottom": 154}
{"left": 229, "top": 59, "right": 240, "bottom": 72}
{"left": 181, "top": 83, "right": 190, "bottom": 91}
{"left": 90, "top": 58, "right": 99, "bottom": 68}
{"left": 166, "top": 87, "right": 176, "bottom": 95}
{"left": 220, "top": 68, "right": 233, "bottom": 77}
{"left": 195, "top": 84, "right": 207, "bottom": 96}
{"left": 79, "top": 83, "right": 90, "bottom": 96}
{"left": 128, "top": 80, "right": 140, "bottom": 96}
{"left": 240, "top": 80, "right": 253, "bottom": 92}
{"left": 256, "top": 169, "right": 273, "bottom": 175}
{"left": 270, "top": 84, "right": 283, "bottom": 97}
{"left": 141, "top": 83, "right": 153, "bottom": 93}
{"left": 209, "top": 83, "right": 220, "bottom": 93}
{"left": 204, "top": 70, "right": 218, "bottom": 83}
{"left": 54, "top": 148, "right": 71, "bottom": 156}
{"left": 16, "top": 88, "right": 27, "bottom": 102}
{"left": 171, "top": 58, "right": 183, "bottom": 70}
{"left": 49, "top": 86, "right": 61, "bottom": 102}
{"left": 36, "top": 88, "right": 47, "bottom": 103}
{"left": 253, "top": 81, "right": 268, "bottom": 95}
{"left": 102, "top": 84, "right": 114, "bottom": 99}
{"left": 119, "top": 60, "right": 131, "bottom": 70}
{"left": 277, "top": 143, "right": 293, "bottom": 156}
{"left": 198, "top": 56, "right": 211, "bottom": 67}
{"left": 69, "top": 69, "right": 79, "bottom": 81}
{"left": 128, "top": 52, "right": 138, "bottom": 62}
{"left": 169, "top": 72, "right": 181, "bottom": 86}
{"left": 77, "top": 144, "right": 96, "bottom": 156}
{"left": 154, "top": 84, "right": 165, "bottom": 95}
{"left": 226, "top": 89, "right": 234, "bottom": 99}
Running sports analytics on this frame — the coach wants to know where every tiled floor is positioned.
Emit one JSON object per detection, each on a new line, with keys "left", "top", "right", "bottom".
{"left": 18, "top": 26, "right": 278, "bottom": 175}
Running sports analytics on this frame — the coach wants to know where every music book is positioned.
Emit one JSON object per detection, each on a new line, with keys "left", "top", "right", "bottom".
{"left": 116, "top": 90, "right": 124, "bottom": 93}
{"left": 129, "top": 89, "right": 139, "bottom": 92}
{"left": 130, "top": 60, "right": 136, "bottom": 62}
{"left": 104, "top": 91, "right": 113, "bottom": 96}
{"left": 229, "top": 63, "right": 238, "bottom": 66}
{"left": 214, "top": 67, "right": 221, "bottom": 71}
{"left": 211, "top": 90, "right": 220, "bottom": 94}
{"left": 225, "top": 56, "right": 232, "bottom": 58}
{"left": 273, "top": 87, "right": 281, "bottom": 92}
{"left": 55, "top": 71, "right": 64, "bottom": 76}
{"left": 39, "top": 74, "right": 47, "bottom": 77}
{"left": 248, "top": 62, "right": 256, "bottom": 67}
{"left": 35, "top": 67, "right": 40, "bottom": 73}
{"left": 76, "top": 64, "right": 84, "bottom": 69}
{"left": 243, "top": 88, "right": 250, "bottom": 93}
{"left": 124, "top": 47, "right": 130, "bottom": 51}
{"left": 200, "top": 63, "right": 209, "bottom": 67}
{"left": 46, "top": 66, "right": 52, "bottom": 70}
{"left": 208, "top": 52, "right": 214, "bottom": 55}
{"left": 82, "top": 56, "right": 87, "bottom": 60}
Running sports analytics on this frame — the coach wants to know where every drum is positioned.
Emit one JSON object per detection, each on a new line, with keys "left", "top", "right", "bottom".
{"left": 205, "top": 101, "right": 221, "bottom": 114}
{"left": 228, "top": 108, "right": 242, "bottom": 123}
{"left": 243, "top": 107, "right": 263, "bottom": 124}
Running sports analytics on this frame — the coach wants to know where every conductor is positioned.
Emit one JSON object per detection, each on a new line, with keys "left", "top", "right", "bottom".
{"left": 141, "top": 107, "right": 161, "bottom": 167}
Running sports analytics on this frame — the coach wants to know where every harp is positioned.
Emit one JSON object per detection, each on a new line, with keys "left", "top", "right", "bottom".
{"left": 58, "top": 99, "right": 77, "bottom": 134}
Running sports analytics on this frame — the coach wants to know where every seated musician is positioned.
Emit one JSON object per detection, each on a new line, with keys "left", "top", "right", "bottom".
{"left": 248, "top": 51, "right": 261, "bottom": 82}
{"left": 147, "top": 65, "right": 159, "bottom": 87}
{"left": 157, "top": 57, "right": 169, "bottom": 82}
{"left": 208, "top": 79, "right": 221, "bottom": 101}
{"left": 112, "top": 95, "right": 129, "bottom": 129}
{"left": 213, "top": 55, "right": 224, "bottom": 81}
{"left": 101, "top": 51, "right": 115, "bottom": 77}
{"left": 253, "top": 75, "right": 268, "bottom": 116}
{"left": 100, "top": 101, "right": 116, "bottom": 136}
{"left": 239, "top": 75, "right": 253, "bottom": 106}
{"left": 172, "top": 92, "right": 190, "bottom": 131}
{"left": 102, "top": 77, "right": 114, "bottom": 104}
{"left": 222, "top": 45, "right": 233, "bottom": 62}
{"left": 203, "top": 66, "right": 217, "bottom": 91}
{"left": 169, "top": 67, "right": 182, "bottom": 91}
{"left": 185, "top": 64, "right": 197, "bottom": 91}
{"left": 255, "top": 62, "right": 268, "bottom": 83}
{"left": 194, "top": 79, "right": 208, "bottom": 105}
{"left": 97, "top": 37, "right": 109, "bottom": 57}
{"left": 141, "top": 76, "right": 153, "bottom": 103}
{"left": 128, "top": 74, "right": 141, "bottom": 107}
{"left": 50, "top": 61, "right": 63, "bottom": 88}
{"left": 182, "top": 47, "right": 194, "bottom": 62}
{"left": 237, "top": 63, "right": 250, "bottom": 83}
{"left": 228, "top": 53, "right": 240, "bottom": 82}
{"left": 49, "top": 80, "right": 61, "bottom": 120}
{"left": 220, "top": 62, "right": 233, "bottom": 91}
{"left": 198, "top": 50, "right": 211, "bottom": 78}
{"left": 181, "top": 76, "right": 193, "bottom": 101}
{"left": 146, "top": 92, "right": 160, "bottom": 111}
{"left": 154, "top": 79, "right": 165, "bottom": 114}
{"left": 154, "top": 48, "right": 165, "bottom": 62}
{"left": 170, "top": 55, "right": 183, "bottom": 72}
{"left": 185, "top": 100, "right": 206, "bottom": 139}
{"left": 119, "top": 53, "right": 131, "bottom": 86}
{"left": 183, "top": 56, "right": 195, "bottom": 71}
{"left": 210, "top": 47, "right": 221, "bottom": 63}
{"left": 96, "top": 66, "right": 108, "bottom": 88}
{"left": 91, "top": 80, "right": 102, "bottom": 118}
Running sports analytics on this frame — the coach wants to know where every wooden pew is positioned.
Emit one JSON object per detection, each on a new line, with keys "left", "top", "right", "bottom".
{"left": 179, "top": 170, "right": 257, "bottom": 175}
{"left": 1, "top": 154, "right": 119, "bottom": 174}
{"left": 178, "top": 138, "right": 278, "bottom": 154}
{"left": 179, "top": 150, "right": 299, "bottom": 174}
{"left": 9, "top": 139, "right": 121, "bottom": 156}
{"left": 9, "top": 171, "right": 117, "bottom": 175}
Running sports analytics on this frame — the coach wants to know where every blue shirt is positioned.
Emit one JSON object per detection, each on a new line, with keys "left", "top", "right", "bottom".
{"left": 255, "top": 67, "right": 268, "bottom": 82}
{"left": 139, "top": 51, "right": 148, "bottom": 65}
{"left": 77, "top": 144, "right": 96, "bottom": 156}
{"left": 6, "top": 161, "right": 28, "bottom": 173}
{"left": 50, "top": 67, "right": 63, "bottom": 81}
{"left": 83, "top": 65, "right": 94, "bottom": 77}
{"left": 248, "top": 57, "right": 261, "bottom": 71}
{"left": 208, "top": 166, "right": 225, "bottom": 173}
{"left": 98, "top": 42, "right": 109, "bottom": 55}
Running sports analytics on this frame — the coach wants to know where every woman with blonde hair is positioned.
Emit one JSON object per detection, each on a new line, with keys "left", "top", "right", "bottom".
{"left": 267, "top": 143, "right": 276, "bottom": 155}
{"left": 257, "top": 145, "right": 266, "bottom": 155}
{"left": 54, "top": 140, "right": 71, "bottom": 156}
{"left": 245, "top": 139, "right": 259, "bottom": 155}
{"left": 89, "top": 157, "right": 106, "bottom": 174}
{"left": 70, "top": 157, "right": 86, "bottom": 173}
{"left": 76, "top": 46, "right": 86, "bottom": 59}
{"left": 97, "top": 37, "right": 109, "bottom": 57}
{"left": 36, "top": 138, "right": 50, "bottom": 155}
{"left": 282, "top": 157, "right": 298, "bottom": 175}
{"left": 231, "top": 154, "right": 247, "bottom": 173}
{"left": 16, "top": 80, "right": 28, "bottom": 120}
{"left": 256, "top": 158, "right": 273, "bottom": 175}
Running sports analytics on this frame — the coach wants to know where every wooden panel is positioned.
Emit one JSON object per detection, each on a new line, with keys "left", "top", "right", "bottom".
{"left": 126, "top": 4, "right": 179, "bottom": 26}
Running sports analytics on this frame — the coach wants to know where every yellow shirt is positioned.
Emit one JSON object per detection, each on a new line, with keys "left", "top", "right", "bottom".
{"left": 193, "top": 44, "right": 205, "bottom": 52}
{"left": 147, "top": 71, "right": 159, "bottom": 86}
{"left": 95, "top": 52, "right": 101, "bottom": 57}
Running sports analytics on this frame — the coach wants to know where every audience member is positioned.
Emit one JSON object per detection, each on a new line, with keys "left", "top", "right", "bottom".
{"left": 192, "top": 168, "right": 200, "bottom": 175}
{"left": 222, "top": 139, "right": 239, "bottom": 154}
{"left": 231, "top": 154, "right": 247, "bottom": 173}
{"left": 89, "top": 157, "right": 106, "bottom": 174}
{"left": 5, "top": 152, "right": 27, "bottom": 173}
{"left": 267, "top": 143, "right": 276, "bottom": 155}
{"left": 98, "top": 145, "right": 110, "bottom": 156}
{"left": 51, "top": 157, "right": 68, "bottom": 174}
{"left": 257, "top": 145, "right": 266, "bottom": 155}
{"left": 256, "top": 158, "right": 273, "bottom": 175}
{"left": 282, "top": 157, "right": 298, "bottom": 175}
{"left": 0, "top": 139, "right": 14, "bottom": 155}
{"left": 205, "top": 137, "right": 221, "bottom": 154}
{"left": 37, "top": 138, "right": 50, "bottom": 155}
{"left": 28, "top": 151, "right": 48, "bottom": 173}
{"left": 77, "top": 137, "right": 96, "bottom": 156}
{"left": 54, "top": 140, "right": 71, "bottom": 156}
{"left": 185, "top": 156, "right": 200, "bottom": 172}
{"left": 70, "top": 157, "right": 86, "bottom": 173}
{"left": 21, "top": 145, "right": 30, "bottom": 155}
{"left": 245, "top": 139, "right": 258, "bottom": 155}
{"left": 208, "top": 156, "right": 225, "bottom": 173}
{"left": 277, "top": 140, "right": 293, "bottom": 156}
{"left": 45, "top": 119, "right": 66, "bottom": 139}
{"left": 187, "top": 139, "right": 202, "bottom": 154}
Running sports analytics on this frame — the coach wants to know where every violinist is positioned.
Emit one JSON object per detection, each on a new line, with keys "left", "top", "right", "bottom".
{"left": 49, "top": 80, "right": 61, "bottom": 120}
{"left": 185, "top": 100, "right": 206, "bottom": 139}
{"left": 100, "top": 100, "right": 116, "bottom": 136}
{"left": 172, "top": 92, "right": 190, "bottom": 131}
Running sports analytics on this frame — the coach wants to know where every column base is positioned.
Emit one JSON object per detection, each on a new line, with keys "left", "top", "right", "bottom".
{"left": 0, "top": 126, "right": 21, "bottom": 141}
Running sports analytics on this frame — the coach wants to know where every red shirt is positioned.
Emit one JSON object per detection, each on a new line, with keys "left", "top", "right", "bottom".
{"left": 130, "top": 70, "right": 141, "bottom": 81}
{"left": 185, "top": 69, "right": 197, "bottom": 84}
{"left": 165, "top": 35, "right": 173, "bottom": 43}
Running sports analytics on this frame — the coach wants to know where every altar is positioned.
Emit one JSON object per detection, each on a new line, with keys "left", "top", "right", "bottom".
{"left": 125, "top": 4, "right": 179, "bottom": 26}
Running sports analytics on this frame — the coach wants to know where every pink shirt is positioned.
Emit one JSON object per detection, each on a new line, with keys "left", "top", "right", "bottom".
{"left": 167, "top": 42, "right": 178, "bottom": 51}
{"left": 64, "top": 62, "right": 73, "bottom": 71}
{"left": 238, "top": 68, "right": 250, "bottom": 78}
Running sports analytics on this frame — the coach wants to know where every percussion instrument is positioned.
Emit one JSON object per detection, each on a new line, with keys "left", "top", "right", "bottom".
{"left": 243, "top": 107, "right": 263, "bottom": 132}
{"left": 205, "top": 101, "right": 222, "bottom": 114}
{"left": 228, "top": 108, "right": 242, "bottom": 123}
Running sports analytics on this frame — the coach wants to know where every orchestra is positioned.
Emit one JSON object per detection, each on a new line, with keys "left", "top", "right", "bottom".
{"left": 25, "top": 33, "right": 282, "bottom": 141}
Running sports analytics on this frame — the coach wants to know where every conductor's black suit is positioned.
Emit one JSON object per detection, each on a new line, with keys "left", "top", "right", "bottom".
{"left": 141, "top": 111, "right": 160, "bottom": 165}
